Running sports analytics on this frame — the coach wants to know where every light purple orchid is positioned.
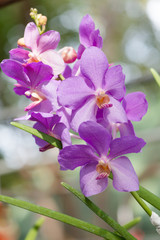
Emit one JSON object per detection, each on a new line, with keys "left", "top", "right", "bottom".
{"left": 58, "top": 121, "right": 146, "bottom": 196}
{"left": 29, "top": 112, "right": 71, "bottom": 151}
{"left": 77, "top": 14, "right": 103, "bottom": 59}
{"left": 9, "top": 22, "right": 65, "bottom": 76}
{"left": 97, "top": 92, "right": 148, "bottom": 138}
{"left": 57, "top": 47, "right": 127, "bottom": 132}
{"left": 1, "top": 60, "right": 59, "bottom": 112}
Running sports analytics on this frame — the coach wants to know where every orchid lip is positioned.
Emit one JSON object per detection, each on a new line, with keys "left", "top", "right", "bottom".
{"left": 96, "top": 159, "right": 111, "bottom": 180}
{"left": 95, "top": 89, "right": 112, "bottom": 109}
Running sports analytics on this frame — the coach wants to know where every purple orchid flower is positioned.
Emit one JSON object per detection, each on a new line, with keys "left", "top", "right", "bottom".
{"left": 97, "top": 92, "right": 148, "bottom": 138}
{"left": 58, "top": 121, "right": 146, "bottom": 197}
{"left": 29, "top": 112, "right": 71, "bottom": 151}
{"left": 77, "top": 14, "right": 103, "bottom": 59}
{"left": 57, "top": 47, "right": 127, "bottom": 132}
{"left": 1, "top": 60, "right": 59, "bottom": 112}
{"left": 9, "top": 22, "right": 65, "bottom": 76}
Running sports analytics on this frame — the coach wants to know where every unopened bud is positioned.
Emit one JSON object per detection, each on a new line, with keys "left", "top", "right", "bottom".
{"left": 39, "top": 15, "right": 47, "bottom": 26}
{"left": 59, "top": 47, "right": 77, "bottom": 64}
{"left": 17, "top": 37, "right": 26, "bottom": 47}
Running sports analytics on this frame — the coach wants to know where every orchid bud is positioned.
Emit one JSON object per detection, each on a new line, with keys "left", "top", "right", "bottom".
{"left": 59, "top": 47, "right": 77, "bottom": 64}
{"left": 39, "top": 15, "right": 47, "bottom": 26}
{"left": 17, "top": 37, "right": 26, "bottom": 47}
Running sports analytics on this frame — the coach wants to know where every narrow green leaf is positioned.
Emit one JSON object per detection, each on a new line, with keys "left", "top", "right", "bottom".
{"left": 150, "top": 68, "right": 160, "bottom": 87}
{"left": 25, "top": 217, "right": 45, "bottom": 240}
{"left": 61, "top": 182, "right": 136, "bottom": 240}
{"left": 138, "top": 185, "right": 160, "bottom": 211}
{"left": 123, "top": 217, "right": 141, "bottom": 230}
{"left": 11, "top": 122, "right": 62, "bottom": 149}
{"left": 131, "top": 191, "right": 152, "bottom": 216}
{"left": 0, "top": 194, "right": 124, "bottom": 240}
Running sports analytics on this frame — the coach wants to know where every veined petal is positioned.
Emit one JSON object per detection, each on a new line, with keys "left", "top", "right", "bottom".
{"left": 58, "top": 145, "right": 99, "bottom": 170}
{"left": 79, "top": 14, "right": 95, "bottom": 47}
{"left": 103, "top": 65, "right": 126, "bottom": 100}
{"left": 122, "top": 92, "right": 148, "bottom": 121}
{"left": 9, "top": 48, "right": 30, "bottom": 63}
{"left": 24, "top": 22, "right": 39, "bottom": 51}
{"left": 108, "top": 136, "right": 146, "bottom": 160}
{"left": 1, "top": 59, "right": 29, "bottom": 87}
{"left": 90, "top": 29, "right": 103, "bottom": 48}
{"left": 37, "top": 30, "right": 60, "bottom": 54}
{"left": 80, "top": 47, "right": 108, "bottom": 89}
{"left": 118, "top": 121, "right": 135, "bottom": 137}
{"left": 57, "top": 76, "right": 94, "bottom": 109}
{"left": 79, "top": 121, "right": 111, "bottom": 156}
{"left": 53, "top": 123, "right": 71, "bottom": 147}
{"left": 40, "top": 50, "right": 65, "bottom": 75}
{"left": 111, "top": 156, "right": 139, "bottom": 192}
{"left": 103, "top": 96, "right": 128, "bottom": 123}
{"left": 24, "top": 62, "right": 53, "bottom": 88}
{"left": 80, "top": 163, "right": 108, "bottom": 197}
{"left": 71, "top": 97, "right": 97, "bottom": 132}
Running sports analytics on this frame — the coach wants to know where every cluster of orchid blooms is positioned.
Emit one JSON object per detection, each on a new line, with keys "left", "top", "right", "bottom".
{"left": 1, "top": 9, "right": 148, "bottom": 197}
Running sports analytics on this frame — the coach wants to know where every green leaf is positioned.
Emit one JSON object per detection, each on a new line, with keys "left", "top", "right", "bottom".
{"left": 61, "top": 182, "right": 136, "bottom": 240}
{"left": 0, "top": 194, "right": 124, "bottom": 240}
{"left": 11, "top": 122, "right": 62, "bottom": 149}
{"left": 25, "top": 217, "right": 45, "bottom": 240}
{"left": 150, "top": 68, "right": 160, "bottom": 87}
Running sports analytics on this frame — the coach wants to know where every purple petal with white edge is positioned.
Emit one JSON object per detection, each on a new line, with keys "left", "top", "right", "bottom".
{"left": 57, "top": 76, "right": 94, "bottom": 110}
{"left": 79, "top": 121, "right": 111, "bottom": 156}
{"left": 118, "top": 121, "right": 135, "bottom": 137}
{"left": 80, "top": 47, "right": 108, "bottom": 89}
{"left": 111, "top": 156, "right": 139, "bottom": 192}
{"left": 71, "top": 97, "right": 97, "bottom": 132}
{"left": 40, "top": 50, "right": 65, "bottom": 76}
{"left": 103, "top": 65, "right": 126, "bottom": 100}
{"left": 79, "top": 15, "right": 95, "bottom": 47}
{"left": 9, "top": 48, "right": 30, "bottom": 63}
{"left": 103, "top": 96, "right": 128, "bottom": 124}
{"left": 24, "top": 22, "right": 39, "bottom": 51}
{"left": 58, "top": 145, "right": 99, "bottom": 170}
{"left": 90, "top": 29, "right": 103, "bottom": 48}
{"left": 37, "top": 30, "right": 60, "bottom": 54}
{"left": 1, "top": 59, "right": 30, "bottom": 87}
{"left": 24, "top": 62, "right": 53, "bottom": 88}
{"left": 80, "top": 163, "right": 108, "bottom": 197}
{"left": 53, "top": 123, "right": 71, "bottom": 147}
{"left": 122, "top": 92, "right": 148, "bottom": 121}
{"left": 108, "top": 136, "right": 146, "bottom": 160}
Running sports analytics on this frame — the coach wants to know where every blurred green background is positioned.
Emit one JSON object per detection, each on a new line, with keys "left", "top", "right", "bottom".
{"left": 0, "top": 0, "right": 160, "bottom": 239}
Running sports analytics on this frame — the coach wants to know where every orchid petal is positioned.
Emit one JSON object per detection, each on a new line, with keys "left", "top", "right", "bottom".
{"left": 80, "top": 163, "right": 108, "bottom": 197}
{"left": 9, "top": 48, "right": 29, "bottom": 63}
{"left": 80, "top": 47, "right": 108, "bottom": 89}
{"left": 111, "top": 156, "right": 139, "bottom": 192}
{"left": 57, "top": 76, "right": 94, "bottom": 109}
{"left": 58, "top": 145, "right": 99, "bottom": 170}
{"left": 122, "top": 92, "right": 148, "bottom": 121}
{"left": 37, "top": 30, "right": 60, "bottom": 54}
{"left": 104, "top": 65, "right": 126, "bottom": 100}
{"left": 71, "top": 97, "right": 97, "bottom": 132}
{"left": 79, "top": 121, "right": 111, "bottom": 156}
{"left": 79, "top": 15, "right": 95, "bottom": 47}
{"left": 24, "top": 22, "right": 39, "bottom": 51}
{"left": 108, "top": 136, "right": 146, "bottom": 160}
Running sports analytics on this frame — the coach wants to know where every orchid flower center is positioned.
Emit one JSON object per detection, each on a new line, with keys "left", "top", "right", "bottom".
{"left": 28, "top": 52, "right": 40, "bottom": 64}
{"left": 96, "top": 159, "right": 111, "bottom": 180}
{"left": 24, "top": 90, "right": 46, "bottom": 111}
{"left": 95, "top": 89, "right": 112, "bottom": 109}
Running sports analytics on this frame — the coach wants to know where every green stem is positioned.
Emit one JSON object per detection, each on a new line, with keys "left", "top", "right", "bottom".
{"left": 61, "top": 182, "right": 136, "bottom": 240}
{"left": 138, "top": 185, "right": 160, "bottom": 211}
{"left": 25, "top": 217, "right": 45, "bottom": 240}
{"left": 131, "top": 191, "right": 152, "bottom": 216}
{"left": 123, "top": 217, "right": 141, "bottom": 230}
{"left": 0, "top": 194, "right": 123, "bottom": 240}
{"left": 10, "top": 122, "right": 62, "bottom": 149}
